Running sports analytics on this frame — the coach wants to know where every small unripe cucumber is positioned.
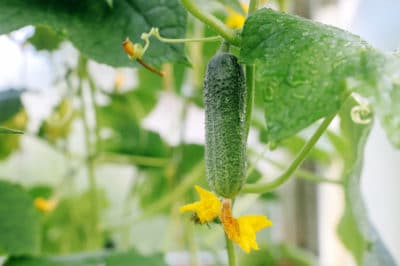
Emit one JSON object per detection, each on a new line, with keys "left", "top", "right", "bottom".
{"left": 204, "top": 52, "right": 246, "bottom": 198}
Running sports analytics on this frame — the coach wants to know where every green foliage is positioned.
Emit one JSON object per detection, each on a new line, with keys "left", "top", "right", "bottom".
{"left": 0, "top": 90, "right": 23, "bottom": 123}
{"left": 5, "top": 249, "right": 167, "bottom": 266}
{"left": 28, "top": 26, "right": 64, "bottom": 51}
{"left": 334, "top": 98, "right": 396, "bottom": 265}
{"left": 0, "top": 111, "right": 27, "bottom": 159}
{"left": 0, "top": 90, "right": 26, "bottom": 155}
{"left": 240, "top": 8, "right": 386, "bottom": 143}
{"left": 0, "top": 127, "right": 23, "bottom": 134}
{"left": 0, "top": 1, "right": 399, "bottom": 264}
{"left": 38, "top": 99, "right": 75, "bottom": 144}
{"left": 0, "top": 180, "right": 40, "bottom": 256}
{"left": 28, "top": 186, "right": 53, "bottom": 199}
{"left": 238, "top": 244, "right": 315, "bottom": 266}
{"left": 0, "top": 0, "right": 187, "bottom": 67}
{"left": 352, "top": 53, "right": 400, "bottom": 147}
{"left": 97, "top": 90, "right": 169, "bottom": 158}
{"left": 137, "top": 144, "right": 205, "bottom": 211}
{"left": 40, "top": 191, "right": 108, "bottom": 254}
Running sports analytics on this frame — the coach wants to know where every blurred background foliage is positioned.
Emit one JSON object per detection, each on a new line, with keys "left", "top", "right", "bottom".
{"left": 0, "top": 0, "right": 399, "bottom": 265}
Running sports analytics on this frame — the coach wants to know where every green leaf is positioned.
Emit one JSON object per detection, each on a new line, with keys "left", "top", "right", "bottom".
{"left": 5, "top": 250, "right": 167, "bottom": 266}
{"left": 0, "top": 89, "right": 23, "bottom": 123}
{"left": 0, "top": 180, "right": 40, "bottom": 256}
{"left": 0, "top": 127, "right": 23, "bottom": 134}
{"left": 238, "top": 244, "right": 316, "bottom": 266}
{"left": 0, "top": 0, "right": 187, "bottom": 67}
{"left": 105, "top": 249, "right": 166, "bottom": 265}
{"left": 353, "top": 53, "right": 400, "bottom": 148}
{"left": 39, "top": 191, "right": 108, "bottom": 254}
{"left": 336, "top": 98, "right": 396, "bottom": 266}
{"left": 97, "top": 96, "right": 169, "bottom": 158}
{"left": 0, "top": 110, "right": 27, "bottom": 159}
{"left": 240, "top": 8, "right": 380, "bottom": 142}
{"left": 27, "top": 26, "right": 63, "bottom": 51}
{"left": 28, "top": 186, "right": 53, "bottom": 199}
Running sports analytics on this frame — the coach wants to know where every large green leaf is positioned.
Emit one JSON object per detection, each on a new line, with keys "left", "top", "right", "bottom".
{"left": 240, "top": 8, "right": 386, "bottom": 143}
{"left": 0, "top": 0, "right": 187, "bottom": 67}
{"left": 0, "top": 180, "right": 40, "bottom": 256}
{"left": 334, "top": 98, "right": 396, "bottom": 266}
{"left": 5, "top": 250, "right": 167, "bottom": 266}
{"left": 353, "top": 53, "right": 400, "bottom": 148}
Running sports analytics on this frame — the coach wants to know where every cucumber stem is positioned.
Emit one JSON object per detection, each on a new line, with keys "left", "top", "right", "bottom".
{"left": 180, "top": 0, "right": 241, "bottom": 46}
{"left": 225, "top": 232, "right": 236, "bottom": 266}
{"left": 219, "top": 41, "right": 230, "bottom": 53}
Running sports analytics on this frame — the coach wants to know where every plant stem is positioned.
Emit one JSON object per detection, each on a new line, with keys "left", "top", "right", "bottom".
{"left": 77, "top": 56, "right": 99, "bottom": 247}
{"left": 246, "top": 148, "right": 342, "bottom": 185}
{"left": 242, "top": 113, "right": 336, "bottom": 193}
{"left": 247, "top": 147, "right": 341, "bottom": 185}
{"left": 263, "top": 157, "right": 342, "bottom": 185}
{"left": 248, "top": 0, "right": 259, "bottom": 14}
{"left": 277, "top": 0, "right": 287, "bottom": 12}
{"left": 156, "top": 35, "right": 222, "bottom": 43}
{"left": 225, "top": 233, "right": 236, "bottom": 266}
{"left": 137, "top": 58, "right": 165, "bottom": 77}
{"left": 180, "top": 0, "right": 240, "bottom": 46}
{"left": 245, "top": 65, "right": 255, "bottom": 139}
{"left": 186, "top": 221, "right": 200, "bottom": 266}
{"left": 244, "top": 0, "right": 258, "bottom": 139}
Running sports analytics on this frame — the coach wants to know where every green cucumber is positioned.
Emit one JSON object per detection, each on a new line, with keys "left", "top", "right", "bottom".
{"left": 204, "top": 52, "right": 247, "bottom": 198}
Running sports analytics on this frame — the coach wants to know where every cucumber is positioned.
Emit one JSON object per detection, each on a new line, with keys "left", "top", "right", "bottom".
{"left": 203, "top": 52, "right": 247, "bottom": 198}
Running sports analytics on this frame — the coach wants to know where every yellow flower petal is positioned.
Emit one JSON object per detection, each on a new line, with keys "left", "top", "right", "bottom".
{"left": 221, "top": 200, "right": 272, "bottom": 253}
{"left": 225, "top": 9, "right": 246, "bottom": 29}
{"left": 34, "top": 197, "right": 57, "bottom": 212}
{"left": 236, "top": 215, "right": 273, "bottom": 253}
{"left": 179, "top": 185, "right": 221, "bottom": 224}
{"left": 224, "top": 2, "right": 249, "bottom": 30}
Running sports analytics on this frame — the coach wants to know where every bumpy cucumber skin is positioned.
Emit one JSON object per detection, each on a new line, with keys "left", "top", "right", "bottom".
{"left": 204, "top": 53, "right": 246, "bottom": 198}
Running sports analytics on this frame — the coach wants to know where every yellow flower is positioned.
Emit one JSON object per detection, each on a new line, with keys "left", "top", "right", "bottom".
{"left": 34, "top": 197, "right": 57, "bottom": 212}
{"left": 221, "top": 199, "right": 272, "bottom": 253}
{"left": 225, "top": 7, "right": 246, "bottom": 29}
{"left": 180, "top": 185, "right": 221, "bottom": 224}
{"left": 235, "top": 215, "right": 273, "bottom": 252}
{"left": 225, "top": 10, "right": 245, "bottom": 29}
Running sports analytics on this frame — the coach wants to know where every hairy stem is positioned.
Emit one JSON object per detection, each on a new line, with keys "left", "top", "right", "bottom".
{"left": 180, "top": 0, "right": 240, "bottom": 45}
{"left": 225, "top": 233, "right": 236, "bottom": 266}
{"left": 242, "top": 114, "right": 336, "bottom": 193}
